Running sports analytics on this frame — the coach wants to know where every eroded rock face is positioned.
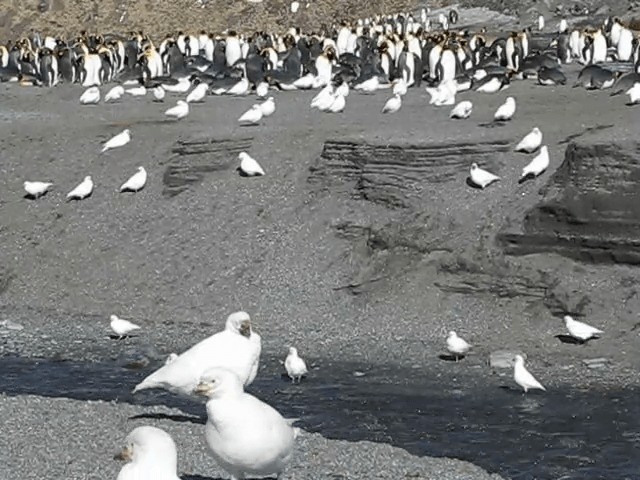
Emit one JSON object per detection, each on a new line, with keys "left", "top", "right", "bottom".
{"left": 500, "top": 141, "right": 640, "bottom": 264}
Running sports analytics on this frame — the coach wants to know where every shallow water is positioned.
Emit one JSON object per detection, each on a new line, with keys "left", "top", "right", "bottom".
{"left": 1, "top": 354, "right": 638, "bottom": 480}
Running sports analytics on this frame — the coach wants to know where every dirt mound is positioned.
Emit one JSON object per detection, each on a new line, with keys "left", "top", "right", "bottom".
{"left": 0, "top": 0, "right": 419, "bottom": 42}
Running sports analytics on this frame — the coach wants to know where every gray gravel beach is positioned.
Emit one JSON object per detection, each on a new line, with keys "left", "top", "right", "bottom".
{"left": 2, "top": 5, "right": 640, "bottom": 479}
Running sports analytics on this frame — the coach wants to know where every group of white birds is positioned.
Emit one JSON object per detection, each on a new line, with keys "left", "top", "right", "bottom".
{"left": 110, "top": 310, "right": 308, "bottom": 480}
{"left": 469, "top": 125, "right": 548, "bottom": 189}
{"left": 446, "top": 314, "right": 604, "bottom": 393}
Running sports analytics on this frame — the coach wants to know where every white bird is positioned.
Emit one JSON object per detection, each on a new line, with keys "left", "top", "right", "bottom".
{"left": 79, "top": 86, "right": 100, "bottom": 104}
{"left": 392, "top": 78, "right": 408, "bottom": 96}
{"left": 494, "top": 96, "right": 516, "bottom": 121}
{"left": 259, "top": 96, "right": 276, "bottom": 117}
{"left": 126, "top": 86, "right": 147, "bottom": 96}
{"left": 256, "top": 81, "right": 269, "bottom": 98}
{"left": 24, "top": 181, "right": 52, "bottom": 199}
{"left": 426, "top": 79, "right": 457, "bottom": 106}
{"left": 132, "top": 311, "right": 262, "bottom": 396}
{"left": 513, "top": 354, "right": 546, "bottom": 393}
{"left": 114, "top": 426, "right": 180, "bottom": 480}
{"left": 450, "top": 100, "right": 473, "bottom": 119}
{"left": 101, "top": 129, "right": 131, "bottom": 153}
{"left": 291, "top": 1, "right": 300, "bottom": 13}
{"left": 162, "top": 78, "right": 191, "bottom": 93}
{"left": 521, "top": 145, "right": 550, "bottom": 179}
{"left": 335, "top": 81, "right": 350, "bottom": 97}
{"left": 381, "top": 93, "right": 402, "bottom": 113}
{"left": 327, "top": 93, "right": 346, "bottom": 113}
{"left": 120, "top": 166, "right": 147, "bottom": 193}
{"left": 469, "top": 163, "right": 500, "bottom": 189}
{"left": 153, "top": 86, "right": 165, "bottom": 102}
{"left": 186, "top": 82, "right": 208, "bottom": 103}
{"left": 538, "top": 14, "right": 545, "bottom": 31}
{"left": 66, "top": 175, "right": 93, "bottom": 201}
{"left": 238, "top": 104, "right": 263, "bottom": 125}
{"left": 446, "top": 331, "right": 471, "bottom": 361}
{"left": 515, "top": 127, "right": 543, "bottom": 153}
{"left": 194, "top": 367, "right": 298, "bottom": 480}
{"left": 165, "top": 353, "right": 179, "bottom": 365}
{"left": 353, "top": 75, "right": 379, "bottom": 93}
{"left": 476, "top": 76, "right": 506, "bottom": 93}
{"left": 293, "top": 73, "right": 315, "bottom": 89}
{"left": 311, "top": 84, "right": 334, "bottom": 109}
{"left": 165, "top": 100, "right": 189, "bottom": 120}
{"left": 564, "top": 315, "right": 603, "bottom": 342}
{"left": 110, "top": 314, "right": 141, "bottom": 340}
{"left": 284, "top": 347, "right": 308, "bottom": 383}
{"left": 626, "top": 82, "right": 640, "bottom": 104}
{"left": 105, "top": 85, "right": 125, "bottom": 102}
{"left": 227, "top": 77, "right": 250, "bottom": 96}
{"left": 238, "top": 151, "right": 265, "bottom": 176}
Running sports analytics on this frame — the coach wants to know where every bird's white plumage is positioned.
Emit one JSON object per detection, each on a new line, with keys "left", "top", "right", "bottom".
{"left": 515, "top": 127, "right": 543, "bottom": 153}
{"left": 238, "top": 104, "right": 263, "bottom": 125}
{"left": 514, "top": 355, "right": 546, "bottom": 393}
{"left": 259, "top": 97, "right": 276, "bottom": 117}
{"left": 163, "top": 78, "right": 191, "bottom": 93}
{"left": 494, "top": 96, "right": 516, "bottom": 121}
{"left": 626, "top": 83, "right": 640, "bottom": 104}
{"left": 311, "top": 84, "right": 334, "bottom": 110}
{"left": 110, "top": 314, "right": 141, "bottom": 338}
{"left": 101, "top": 129, "right": 131, "bottom": 153}
{"left": 153, "top": 86, "right": 165, "bottom": 101}
{"left": 126, "top": 86, "right": 147, "bottom": 96}
{"left": 115, "top": 426, "right": 180, "bottom": 480}
{"left": 238, "top": 152, "right": 265, "bottom": 176}
{"left": 105, "top": 85, "right": 125, "bottom": 102}
{"left": 446, "top": 331, "right": 470, "bottom": 359}
{"left": 426, "top": 79, "right": 456, "bottom": 106}
{"left": 165, "top": 100, "right": 189, "bottom": 120}
{"left": 132, "top": 311, "right": 261, "bottom": 396}
{"left": 66, "top": 176, "right": 94, "bottom": 200}
{"left": 227, "top": 77, "right": 250, "bottom": 96}
{"left": 564, "top": 315, "right": 603, "bottom": 341}
{"left": 392, "top": 78, "right": 408, "bottom": 96}
{"left": 256, "top": 81, "right": 269, "bottom": 98}
{"left": 469, "top": 163, "right": 500, "bottom": 189}
{"left": 382, "top": 94, "right": 402, "bottom": 113}
{"left": 354, "top": 76, "right": 379, "bottom": 93}
{"left": 284, "top": 347, "right": 308, "bottom": 383}
{"left": 186, "top": 82, "right": 208, "bottom": 103}
{"left": 477, "top": 76, "right": 504, "bottom": 93}
{"left": 335, "top": 82, "right": 350, "bottom": 97}
{"left": 521, "top": 145, "right": 550, "bottom": 179}
{"left": 79, "top": 86, "right": 100, "bottom": 105}
{"left": 120, "top": 167, "right": 147, "bottom": 192}
{"left": 195, "top": 367, "right": 298, "bottom": 479}
{"left": 450, "top": 100, "right": 473, "bottom": 119}
{"left": 327, "top": 93, "right": 346, "bottom": 113}
{"left": 24, "top": 181, "right": 52, "bottom": 198}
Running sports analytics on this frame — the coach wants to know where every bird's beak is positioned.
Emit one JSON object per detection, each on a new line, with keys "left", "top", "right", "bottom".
{"left": 114, "top": 445, "right": 133, "bottom": 462}
{"left": 239, "top": 320, "right": 251, "bottom": 338}
{"left": 193, "top": 382, "right": 212, "bottom": 396}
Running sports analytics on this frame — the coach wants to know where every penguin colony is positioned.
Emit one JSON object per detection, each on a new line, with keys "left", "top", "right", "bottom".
{"left": 1, "top": 5, "right": 630, "bottom": 479}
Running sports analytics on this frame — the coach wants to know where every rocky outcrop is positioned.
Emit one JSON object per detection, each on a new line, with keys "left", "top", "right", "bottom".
{"left": 162, "top": 136, "right": 253, "bottom": 198}
{"left": 499, "top": 141, "right": 640, "bottom": 264}
{"left": 309, "top": 138, "right": 511, "bottom": 209}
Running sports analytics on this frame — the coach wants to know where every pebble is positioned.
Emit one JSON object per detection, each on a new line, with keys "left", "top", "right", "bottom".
{"left": 582, "top": 358, "right": 609, "bottom": 369}
{"left": 0, "top": 320, "right": 24, "bottom": 331}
